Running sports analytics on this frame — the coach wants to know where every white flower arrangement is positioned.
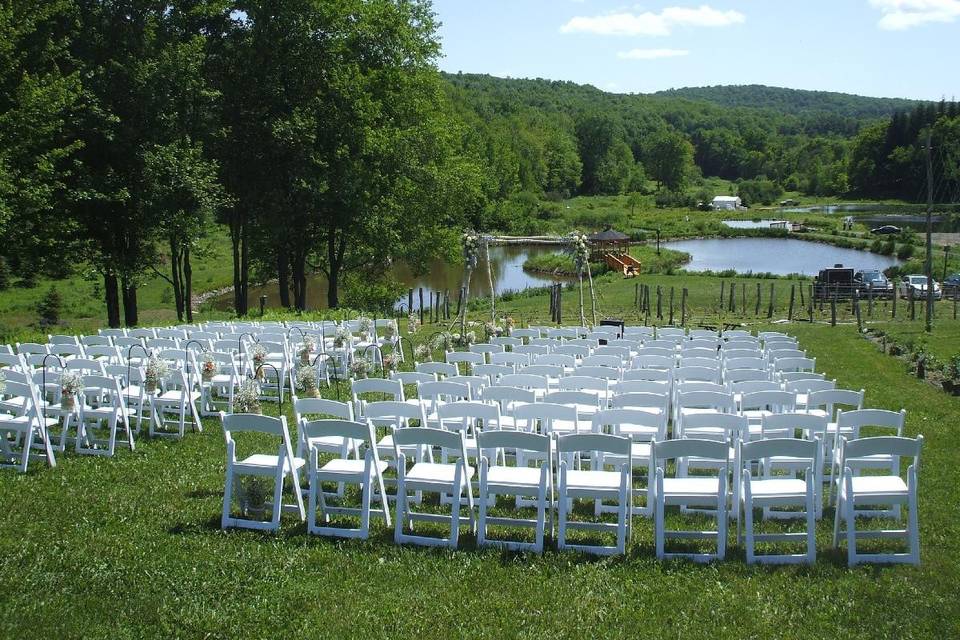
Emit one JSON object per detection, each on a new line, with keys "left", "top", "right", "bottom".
{"left": 431, "top": 332, "right": 453, "bottom": 352}
{"left": 333, "top": 325, "right": 352, "bottom": 348}
{"left": 383, "top": 320, "right": 398, "bottom": 339}
{"left": 357, "top": 316, "right": 374, "bottom": 334}
{"left": 483, "top": 321, "right": 502, "bottom": 341}
{"left": 298, "top": 335, "right": 316, "bottom": 363}
{"left": 60, "top": 371, "right": 83, "bottom": 397}
{"left": 407, "top": 314, "right": 420, "bottom": 334}
{"left": 295, "top": 364, "right": 320, "bottom": 397}
{"left": 503, "top": 316, "right": 516, "bottom": 332}
{"left": 349, "top": 357, "right": 372, "bottom": 379}
{"left": 414, "top": 344, "right": 431, "bottom": 362}
{"left": 382, "top": 354, "right": 400, "bottom": 372}
{"left": 462, "top": 230, "right": 481, "bottom": 268}
{"left": 251, "top": 343, "right": 267, "bottom": 366}
{"left": 145, "top": 354, "right": 169, "bottom": 387}
{"left": 0, "top": 370, "right": 6, "bottom": 395}
{"left": 234, "top": 378, "right": 262, "bottom": 414}
{"left": 201, "top": 352, "right": 217, "bottom": 381}
{"left": 568, "top": 230, "right": 590, "bottom": 275}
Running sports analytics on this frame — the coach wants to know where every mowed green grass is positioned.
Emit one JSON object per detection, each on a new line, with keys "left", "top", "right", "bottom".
{"left": 1, "top": 323, "right": 958, "bottom": 638}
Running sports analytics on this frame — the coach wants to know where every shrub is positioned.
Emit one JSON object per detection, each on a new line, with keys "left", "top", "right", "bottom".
{"left": 0, "top": 256, "right": 9, "bottom": 290}
{"left": 37, "top": 287, "right": 62, "bottom": 328}
{"left": 897, "top": 243, "right": 915, "bottom": 260}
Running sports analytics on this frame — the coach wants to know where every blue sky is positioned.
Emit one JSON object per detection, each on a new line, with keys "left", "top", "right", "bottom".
{"left": 431, "top": 0, "right": 959, "bottom": 100}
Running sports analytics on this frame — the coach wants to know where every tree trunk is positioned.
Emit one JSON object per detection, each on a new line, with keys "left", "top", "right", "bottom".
{"left": 239, "top": 224, "right": 249, "bottom": 316}
{"left": 277, "top": 247, "right": 291, "bottom": 309}
{"left": 104, "top": 272, "right": 120, "bottom": 328}
{"left": 184, "top": 244, "right": 193, "bottom": 323}
{"left": 292, "top": 252, "right": 307, "bottom": 311}
{"left": 326, "top": 231, "right": 346, "bottom": 309}
{"left": 122, "top": 278, "right": 138, "bottom": 327}
{"left": 170, "top": 237, "right": 184, "bottom": 322}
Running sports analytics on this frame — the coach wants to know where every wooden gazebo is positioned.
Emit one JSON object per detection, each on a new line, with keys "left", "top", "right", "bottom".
{"left": 588, "top": 227, "right": 631, "bottom": 260}
{"left": 588, "top": 227, "right": 641, "bottom": 277}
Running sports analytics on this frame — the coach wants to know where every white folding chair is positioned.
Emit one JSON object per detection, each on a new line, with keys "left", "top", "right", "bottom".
{"left": 556, "top": 433, "right": 632, "bottom": 556}
{"left": 651, "top": 438, "right": 729, "bottom": 562}
{"left": 832, "top": 435, "right": 923, "bottom": 566}
{"left": 393, "top": 427, "right": 475, "bottom": 548}
{"left": 220, "top": 413, "right": 305, "bottom": 532}
{"left": 76, "top": 375, "right": 134, "bottom": 456}
{"left": 0, "top": 380, "right": 57, "bottom": 471}
{"left": 736, "top": 438, "right": 820, "bottom": 564}
{"left": 477, "top": 430, "right": 553, "bottom": 553}
{"left": 306, "top": 419, "right": 390, "bottom": 539}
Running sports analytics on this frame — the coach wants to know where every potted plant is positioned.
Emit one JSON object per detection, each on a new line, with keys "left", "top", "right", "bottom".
{"left": 60, "top": 370, "right": 83, "bottom": 411}
{"left": 298, "top": 335, "right": 316, "bottom": 365}
{"left": 237, "top": 476, "right": 271, "bottom": 519}
{"left": 296, "top": 364, "right": 320, "bottom": 398}
{"left": 144, "top": 355, "right": 168, "bottom": 394}
{"left": 201, "top": 352, "right": 217, "bottom": 382}
{"left": 407, "top": 314, "right": 420, "bottom": 334}
{"left": 414, "top": 344, "right": 431, "bottom": 362}
{"left": 234, "top": 378, "right": 262, "bottom": 414}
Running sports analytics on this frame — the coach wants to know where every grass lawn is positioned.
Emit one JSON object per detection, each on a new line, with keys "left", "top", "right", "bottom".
{"left": 1, "top": 319, "right": 958, "bottom": 638}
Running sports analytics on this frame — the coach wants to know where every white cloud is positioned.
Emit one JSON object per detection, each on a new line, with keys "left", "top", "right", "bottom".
{"left": 870, "top": 0, "right": 960, "bottom": 30}
{"left": 617, "top": 48, "right": 690, "bottom": 59}
{"left": 560, "top": 5, "right": 745, "bottom": 36}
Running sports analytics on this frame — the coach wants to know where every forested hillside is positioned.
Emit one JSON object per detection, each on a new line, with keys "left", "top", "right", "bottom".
{"left": 653, "top": 84, "right": 921, "bottom": 121}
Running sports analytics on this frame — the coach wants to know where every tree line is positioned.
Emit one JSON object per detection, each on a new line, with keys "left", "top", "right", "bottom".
{"left": 1, "top": 2, "right": 957, "bottom": 326}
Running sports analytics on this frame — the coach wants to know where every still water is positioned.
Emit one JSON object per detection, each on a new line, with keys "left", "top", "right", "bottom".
{"left": 661, "top": 237, "right": 902, "bottom": 276}
{"left": 231, "top": 244, "right": 565, "bottom": 311}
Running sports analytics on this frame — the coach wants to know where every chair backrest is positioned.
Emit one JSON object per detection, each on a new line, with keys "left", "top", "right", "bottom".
{"left": 689, "top": 329, "right": 719, "bottom": 340}
{"left": 445, "top": 351, "right": 485, "bottom": 372}
{"left": 351, "top": 377, "right": 404, "bottom": 402}
{"left": 84, "top": 346, "right": 123, "bottom": 363}
{"left": 580, "top": 354, "right": 622, "bottom": 369}
{"left": 593, "top": 345, "right": 631, "bottom": 361}
{"left": 724, "top": 369, "right": 772, "bottom": 385}
{"left": 300, "top": 418, "right": 376, "bottom": 452}
{"left": 656, "top": 327, "right": 686, "bottom": 340}
{"left": 558, "top": 376, "right": 608, "bottom": 394}
{"left": 652, "top": 438, "right": 729, "bottom": 472}
{"left": 840, "top": 435, "right": 922, "bottom": 472}
{"left": 48, "top": 334, "right": 79, "bottom": 345}
{"left": 147, "top": 338, "right": 180, "bottom": 350}
{"left": 729, "top": 379, "right": 781, "bottom": 395}
{"left": 446, "top": 375, "right": 488, "bottom": 398}
{"left": 682, "top": 345, "right": 719, "bottom": 358}
{"left": 363, "top": 400, "right": 426, "bottom": 427}
{"left": 476, "top": 430, "right": 551, "bottom": 458}
{"left": 556, "top": 432, "right": 630, "bottom": 456}
{"left": 632, "top": 354, "right": 676, "bottom": 371}
{"left": 469, "top": 343, "right": 504, "bottom": 355}
{"left": 473, "top": 363, "right": 514, "bottom": 384}
{"left": 437, "top": 401, "right": 501, "bottom": 433}
{"left": 514, "top": 344, "right": 551, "bottom": 357}
{"left": 479, "top": 385, "right": 536, "bottom": 410}
{"left": 416, "top": 361, "right": 458, "bottom": 378}
{"left": 636, "top": 345, "right": 675, "bottom": 358}
{"left": 553, "top": 345, "right": 590, "bottom": 359}
{"left": 593, "top": 408, "right": 666, "bottom": 440}
{"left": 221, "top": 412, "right": 288, "bottom": 437}
{"left": 535, "top": 353, "right": 576, "bottom": 369}
{"left": 761, "top": 412, "right": 828, "bottom": 440}
{"left": 518, "top": 364, "right": 562, "bottom": 379}
{"left": 806, "top": 388, "right": 865, "bottom": 418}
{"left": 65, "top": 358, "right": 106, "bottom": 376}
{"left": 543, "top": 390, "right": 600, "bottom": 411}
{"left": 490, "top": 352, "right": 530, "bottom": 367}
{"left": 490, "top": 336, "right": 522, "bottom": 348}
{"left": 740, "top": 390, "right": 796, "bottom": 413}
{"left": 610, "top": 392, "right": 669, "bottom": 413}
{"left": 680, "top": 412, "right": 747, "bottom": 441}
{"left": 622, "top": 368, "right": 673, "bottom": 384}
{"left": 738, "top": 437, "right": 820, "bottom": 478}
{"left": 784, "top": 377, "right": 835, "bottom": 393}
{"left": 418, "top": 380, "right": 471, "bottom": 407}
{"left": 677, "top": 390, "right": 736, "bottom": 413}
{"left": 623, "top": 326, "right": 655, "bottom": 339}
{"left": 680, "top": 357, "right": 720, "bottom": 370}
{"left": 836, "top": 408, "right": 905, "bottom": 439}
{"left": 391, "top": 371, "right": 436, "bottom": 386}
{"left": 510, "top": 328, "right": 541, "bottom": 341}
{"left": 512, "top": 402, "right": 578, "bottom": 435}
{"left": 294, "top": 397, "right": 354, "bottom": 426}
{"left": 612, "top": 379, "right": 670, "bottom": 395}
{"left": 676, "top": 366, "right": 722, "bottom": 384}
{"left": 575, "top": 365, "right": 621, "bottom": 381}
{"left": 773, "top": 357, "right": 816, "bottom": 373}
{"left": 499, "top": 373, "right": 549, "bottom": 393}
{"left": 392, "top": 427, "right": 470, "bottom": 465}
{"left": 723, "top": 357, "right": 767, "bottom": 372}
{"left": 17, "top": 343, "right": 49, "bottom": 355}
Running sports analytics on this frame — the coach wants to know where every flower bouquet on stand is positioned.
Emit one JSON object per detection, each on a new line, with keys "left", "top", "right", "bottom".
{"left": 234, "top": 378, "right": 262, "bottom": 415}
{"left": 60, "top": 371, "right": 83, "bottom": 411}
{"left": 296, "top": 364, "right": 320, "bottom": 398}
{"left": 201, "top": 352, "right": 217, "bottom": 382}
{"left": 145, "top": 355, "right": 168, "bottom": 394}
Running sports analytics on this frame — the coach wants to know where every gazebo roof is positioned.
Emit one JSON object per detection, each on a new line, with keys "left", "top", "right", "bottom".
{"left": 588, "top": 228, "right": 630, "bottom": 242}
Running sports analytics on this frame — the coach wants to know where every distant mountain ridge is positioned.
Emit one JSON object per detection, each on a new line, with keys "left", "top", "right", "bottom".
{"left": 651, "top": 84, "right": 924, "bottom": 120}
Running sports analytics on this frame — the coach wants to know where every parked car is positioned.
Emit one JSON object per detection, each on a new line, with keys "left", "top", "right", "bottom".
{"left": 943, "top": 273, "right": 960, "bottom": 295}
{"left": 871, "top": 225, "right": 901, "bottom": 235}
{"left": 898, "top": 274, "right": 942, "bottom": 300}
{"left": 854, "top": 269, "right": 894, "bottom": 298}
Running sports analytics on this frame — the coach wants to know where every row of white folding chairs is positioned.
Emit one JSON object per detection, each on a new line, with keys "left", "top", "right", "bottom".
{"left": 221, "top": 410, "right": 920, "bottom": 564}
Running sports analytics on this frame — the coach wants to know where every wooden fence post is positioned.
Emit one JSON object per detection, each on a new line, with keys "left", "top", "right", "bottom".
{"left": 831, "top": 292, "right": 837, "bottom": 326}
{"left": 408, "top": 289, "right": 414, "bottom": 315}
{"left": 656, "top": 286, "right": 663, "bottom": 322}
{"left": 669, "top": 287, "right": 675, "bottom": 326}
{"left": 892, "top": 287, "right": 897, "bottom": 319}
{"left": 741, "top": 283, "right": 746, "bottom": 316}
{"left": 418, "top": 288, "right": 424, "bottom": 325}
{"left": 720, "top": 281, "right": 725, "bottom": 309}
{"left": 788, "top": 284, "right": 795, "bottom": 320}
{"left": 634, "top": 283, "right": 639, "bottom": 308}
{"left": 808, "top": 284, "right": 814, "bottom": 322}
{"left": 681, "top": 288, "right": 688, "bottom": 326}
{"left": 755, "top": 282, "right": 761, "bottom": 316}
{"left": 767, "top": 283, "right": 775, "bottom": 318}
{"left": 909, "top": 286, "right": 915, "bottom": 321}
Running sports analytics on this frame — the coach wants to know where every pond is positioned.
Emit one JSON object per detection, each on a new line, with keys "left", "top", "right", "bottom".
{"left": 661, "top": 237, "right": 902, "bottom": 276}
{"left": 226, "top": 244, "right": 566, "bottom": 311}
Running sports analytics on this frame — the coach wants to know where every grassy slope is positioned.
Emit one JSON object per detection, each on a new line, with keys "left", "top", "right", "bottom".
{"left": 1, "top": 319, "right": 959, "bottom": 638}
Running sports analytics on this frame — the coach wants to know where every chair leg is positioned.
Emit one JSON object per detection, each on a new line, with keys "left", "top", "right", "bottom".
{"left": 845, "top": 485, "right": 857, "bottom": 566}
{"left": 717, "top": 476, "right": 727, "bottom": 561}
{"left": 477, "top": 468, "right": 488, "bottom": 547}
{"left": 394, "top": 470, "right": 406, "bottom": 543}
{"left": 360, "top": 467, "right": 372, "bottom": 539}
{"left": 806, "top": 481, "right": 816, "bottom": 563}
{"left": 908, "top": 470, "right": 920, "bottom": 565}
{"left": 221, "top": 470, "right": 234, "bottom": 528}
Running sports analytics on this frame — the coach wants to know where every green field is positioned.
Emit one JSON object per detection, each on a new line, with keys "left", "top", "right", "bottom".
{"left": 1, "top": 321, "right": 957, "bottom": 638}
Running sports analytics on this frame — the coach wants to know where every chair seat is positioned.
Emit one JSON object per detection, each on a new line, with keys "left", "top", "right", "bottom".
{"left": 486, "top": 465, "right": 543, "bottom": 487}
{"left": 306, "top": 435, "right": 353, "bottom": 451}
{"left": 565, "top": 469, "right": 622, "bottom": 491}
{"left": 236, "top": 453, "right": 305, "bottom": 474}
{"left": 662, "top": 477, "right": 722, "bottom": 497}
{"left": 747, "top": 478, "right": 807, "bottom": 498}
{"left": 406, "top": 462, "right": 474, "bottom": 485}
{"left": 319, "top": 458, "right": 388, "bottom": 476}
{"left": 157, "top": 390, "right": 201, "bottom": 402}
{"left": 849, "top": 475, "right": 908, "bottom": 496}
